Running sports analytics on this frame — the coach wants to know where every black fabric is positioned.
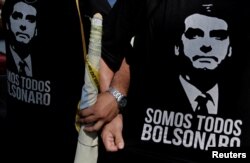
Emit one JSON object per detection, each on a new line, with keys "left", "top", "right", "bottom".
{"left": 1, "top": 0, "right": 85, "bottom": 162}
{"left": 101, "top": 0, "right": 146, "bottom": 72}
{"left": 100, "top": 0, "right": 250, "bottom": 162}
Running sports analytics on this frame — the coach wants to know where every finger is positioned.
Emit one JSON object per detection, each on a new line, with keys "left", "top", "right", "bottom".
{"left": 102, "top": 130, "right": 119, "bottom": 152}
{"left": 77, "top": 114, "right": 95, "bottom": 124}
{"left": 81, "top": 115, "right": 98, "bottom": 124}
{"left": 78, "top": 107, "right": 94, "bottom": 117}
{"left": 84, "top": 120, "right": 104, "bottom": 132}
{"left": 114, "top": 130, "right": 124, "bottom": 149}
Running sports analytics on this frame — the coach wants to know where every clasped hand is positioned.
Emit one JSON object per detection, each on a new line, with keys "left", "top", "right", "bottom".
{"left": 77, "top": 91, "right": 119, "bottom": 132}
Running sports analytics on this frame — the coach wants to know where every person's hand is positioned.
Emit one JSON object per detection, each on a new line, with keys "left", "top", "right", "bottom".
{"left": 101, "top": 114, "right": 124, "bottom": 152}
{"left": 78, "top": 91, "right": 119, "bottom": 132}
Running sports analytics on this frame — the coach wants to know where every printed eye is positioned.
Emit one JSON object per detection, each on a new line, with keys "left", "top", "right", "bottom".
{"left": 26, "top": 15, "right": 36, "bottom": 23}
{"left": 11, "top": 12, "right": 23, "bottom": 20}
{"left": 184, "top": 28, "right": 204, "bottom": 39}
{"left": 210, "top": 30, "right": 229, "bottom": 40}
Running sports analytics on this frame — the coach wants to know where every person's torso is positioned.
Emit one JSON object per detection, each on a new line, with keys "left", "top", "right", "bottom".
{"left": 2, "top": 1, "right": 85, "bottom": 153}
{"left": 124, "top": 0, "right": 250, "bottom": 162}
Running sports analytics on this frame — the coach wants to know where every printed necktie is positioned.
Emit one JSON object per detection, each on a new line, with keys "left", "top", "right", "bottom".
{"left": 107, "top": 0, "right": 116, "bottom": 7}
{"left": 195, "top": 93, "right": 212, "bottom": 114}
{"left": 18, "top": 61, "right": 26, "bottom": 76}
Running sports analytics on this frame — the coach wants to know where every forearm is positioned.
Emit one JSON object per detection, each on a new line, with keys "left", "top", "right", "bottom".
{"left": 100, "top": 58, "right": 130, "bottom": 94}
{"left": 99, "top": 58, "right": 114, "bottom": 92}
{"left": 110, "top": 58, "right": 130, "bottom": 95}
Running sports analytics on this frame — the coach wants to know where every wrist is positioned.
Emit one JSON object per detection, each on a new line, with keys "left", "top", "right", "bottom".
{"left": 107, "top": 87, "right": 127, "bottom": 112}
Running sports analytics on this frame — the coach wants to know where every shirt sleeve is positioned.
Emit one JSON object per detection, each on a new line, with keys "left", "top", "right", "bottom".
{"left": 101, "top": 0, "right": 140, "bottom": 72}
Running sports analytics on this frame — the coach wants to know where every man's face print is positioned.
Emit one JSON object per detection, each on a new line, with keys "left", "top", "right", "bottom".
{"left": 176, "top": 14, "right": 232, "bottom": 70}
{"left": 9, "top": 2, "right": 37, "bottom": 44}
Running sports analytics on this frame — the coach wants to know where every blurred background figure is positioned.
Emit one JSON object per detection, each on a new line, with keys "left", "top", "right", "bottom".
{"left": 1, "top": 0, "right": 86, "bottom": 162}
{"left": 0, "top": 0, "right": 6, "bottom": 134}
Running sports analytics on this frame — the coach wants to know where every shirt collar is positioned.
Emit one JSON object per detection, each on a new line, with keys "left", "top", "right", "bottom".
{"left": 10, "top": 45, "right": 32, "bottom": 73}
{"left": 179, "top": 75, "right": 218, "bottom": 114}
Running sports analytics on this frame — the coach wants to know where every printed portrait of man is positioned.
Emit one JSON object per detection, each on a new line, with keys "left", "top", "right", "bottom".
{"left": 174, "top": 3, "right": 232, "bottom": 115}
{"left": 6, "top": 0, "right": 37, "bottom": 77}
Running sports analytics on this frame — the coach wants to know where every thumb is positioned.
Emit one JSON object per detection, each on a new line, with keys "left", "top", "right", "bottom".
{"left": 115, "top": 130, "right": 124, "bottom": 149}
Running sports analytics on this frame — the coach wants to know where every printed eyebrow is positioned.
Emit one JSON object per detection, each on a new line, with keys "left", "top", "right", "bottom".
{"left": 210, "top": 30, "right": 229, "bottom": 40}
{"left": 184, "top": 28, "right": 204, "bottom": 39}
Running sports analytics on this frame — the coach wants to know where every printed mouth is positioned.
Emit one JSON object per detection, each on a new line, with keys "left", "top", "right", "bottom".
{"left": 198, "top": 59, "right": 213, "bottom": 63}
{"left": 193, "top": 56, "right": 218, "bottom": 62}
{"left": 17, "top": 32, "right": 29, "bottom": 39}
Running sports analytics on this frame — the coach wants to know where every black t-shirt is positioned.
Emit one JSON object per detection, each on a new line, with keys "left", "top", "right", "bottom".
{"left": 101, "top": 0, "right": 250, "bottom": 162}
{"left": 1, "top": 0, "right": 85, "bottom": 162}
